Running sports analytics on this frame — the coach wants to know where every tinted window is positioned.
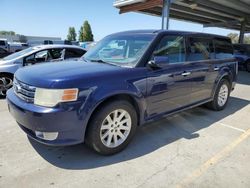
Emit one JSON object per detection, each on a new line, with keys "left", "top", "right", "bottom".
{"left": 44, "top": 40, "right": 53, "bottom": 45}
{"left": 214, "top": 38, "right": 233, "bottom": 59}
{"left": 153, "top": 35, "right": 185, "bottom": 64}
{"left": 65, "top": 48, "right": 85, "bottom": 58}
{"left": 0, "top": 41, "right": 6, "bottom": 46}
{"left": 187, "top": 38, "right": 212, "bottom": 61}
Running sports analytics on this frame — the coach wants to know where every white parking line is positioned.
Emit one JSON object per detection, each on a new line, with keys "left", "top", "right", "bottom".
{"left": 176, "top": 128, "right": 250, "bottom": 188}
{"left": 218, "top": 122, "right": 246, "bottom": 133}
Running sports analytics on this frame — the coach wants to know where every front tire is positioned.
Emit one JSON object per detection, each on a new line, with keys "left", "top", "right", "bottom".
{"left": 85, "top": 100, "right": 138, "bottom": 155}
{"left": 206, "top": 79, "right": 230, "bottom": 111}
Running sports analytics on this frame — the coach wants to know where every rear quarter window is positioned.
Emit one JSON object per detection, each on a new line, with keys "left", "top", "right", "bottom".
{"left": 214, "top": 38, "right": 233, "bottom": 59}
{"left": 65, "top": 48, "right": 86, "bottom": 59}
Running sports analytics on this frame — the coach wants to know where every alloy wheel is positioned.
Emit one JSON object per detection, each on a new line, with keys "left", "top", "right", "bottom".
{"left": 100, "top": 109, "right": 132, "bottom": 148}
{"left": 217, "top": 84, "right": 229, "bottom": 107}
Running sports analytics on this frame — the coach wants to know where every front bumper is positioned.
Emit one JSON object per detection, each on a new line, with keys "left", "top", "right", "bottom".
{"left": 7, "top": 88, "right": 86, "bottom": 146}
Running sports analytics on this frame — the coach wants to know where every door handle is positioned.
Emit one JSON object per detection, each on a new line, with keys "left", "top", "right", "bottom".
{"left": 214, "top": 67, "right": 219, "bottom": 71}
{"left": 181, "top": 72, "right": 191, "bottom": 76}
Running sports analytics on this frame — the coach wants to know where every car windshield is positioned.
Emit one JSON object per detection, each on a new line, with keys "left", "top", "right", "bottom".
{"left": 83, "top": 34, "right": 155, "bottom": 67}
{"left": 3, "top": 47, "right": 35, "bottom": 61}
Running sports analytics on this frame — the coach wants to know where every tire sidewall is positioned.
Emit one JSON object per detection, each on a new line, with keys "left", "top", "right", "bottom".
{"left": 0, "top": 74, "right": 13, "bottom": 98}
{"left": 214, "top": 79, "right": 230, "bottom": 110}
{"left": 86, "top": 100, "right": 138, "bottom": 155}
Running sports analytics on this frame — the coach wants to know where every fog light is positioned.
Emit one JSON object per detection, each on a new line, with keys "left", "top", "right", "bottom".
{"left": 35, "top": 131, "right": 58, "bottom": 141}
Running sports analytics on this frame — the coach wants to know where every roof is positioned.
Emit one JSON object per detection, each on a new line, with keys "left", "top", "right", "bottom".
{"left": 112, "top": 29, "right": 230, "bottom": 39}
{"left": 33, "top": 44, "right": 84, "bottom": 50}
{"left": 114, "top": 0, "right": 250, "bottom": 32}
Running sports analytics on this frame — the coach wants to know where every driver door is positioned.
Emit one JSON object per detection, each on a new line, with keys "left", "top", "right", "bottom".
{"left": 146, "top": 35, "right": 193, "bottom": 117}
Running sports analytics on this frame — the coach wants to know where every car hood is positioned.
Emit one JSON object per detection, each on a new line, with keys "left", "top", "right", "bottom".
{"left": 15, "top": 61, "right": 124, "bottom": 88}
{"left": 0, "top": 59, "right": 14, "bottom": 65}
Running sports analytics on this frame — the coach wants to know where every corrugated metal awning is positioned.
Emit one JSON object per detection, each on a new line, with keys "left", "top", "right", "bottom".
{"left": 114, "top": 0, "right": 250, "bottom": 32}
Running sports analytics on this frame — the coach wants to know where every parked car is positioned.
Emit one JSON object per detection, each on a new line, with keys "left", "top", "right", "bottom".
{"left": 0, "top": 39, "right": 28, "bottom": 53}
{"left": 0, "top": 45, "right": 86, "bottom": 97}
{"left": 8, "top": 42, "right": 29, "bottom": 53}
{"left": 233, "top": 44, "right": 250, "bottom": 72}
{"left": 7, "top": 30, "right": 237, "bottom": 155}
{"left": 0, "top": 47, "right": 11, "bottom": 58}
{"left": 0, "top": 39, "right": 9, "bottom": 51}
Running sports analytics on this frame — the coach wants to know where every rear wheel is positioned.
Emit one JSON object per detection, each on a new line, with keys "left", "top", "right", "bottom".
{"left": 85, "top": 100, "right": 138, "bottom": 155}
{"left": 206, "top": 79, "right": 230, "bottom": 111}
{"left": 0, "top": 74, "right": 13, "bottom": 98}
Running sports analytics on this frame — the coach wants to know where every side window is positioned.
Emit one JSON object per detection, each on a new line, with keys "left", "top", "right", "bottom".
{"left": 187, "top": 38, "right": 211, "bottom": 61}
{"left": 214, "top": 38, "right": 233, "bottom": 59}
{"left": 0, "top": 41, "right": 6, "bottom": 46}
{"left": 25, "top": 50, "right": 51, "bottom": 65}
{"left": 49, "top": 48, "right": 64, "bottom": 59}
{"left": 65, "top": 48, "right": 85, "bottom": 59}
{"left": 153, "top": 35, "right": 185, "bottom": 64}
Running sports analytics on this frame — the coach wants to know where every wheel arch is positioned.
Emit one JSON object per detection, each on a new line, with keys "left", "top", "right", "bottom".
{"left": 84, "top": 93, "right": 144, "bottom": 139}
{"left": 212, "top": 71, "right": 232, "bottom": 98}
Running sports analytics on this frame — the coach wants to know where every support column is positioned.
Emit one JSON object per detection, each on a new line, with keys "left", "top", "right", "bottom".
{"left": 161, "top": 0, "right": 171, "bottom": 30}
{"left": 239, "top": 21, "right": 246, "bottom": 44}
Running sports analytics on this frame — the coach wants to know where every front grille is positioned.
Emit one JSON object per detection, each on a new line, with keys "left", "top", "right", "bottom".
{"left": 13, "top": 78, "right": 36, "bottom": 103}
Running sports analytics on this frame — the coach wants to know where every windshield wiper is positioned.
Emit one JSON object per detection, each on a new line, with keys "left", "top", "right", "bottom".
{"left": 89, "top": 59, "right": 117, "bottom": 66}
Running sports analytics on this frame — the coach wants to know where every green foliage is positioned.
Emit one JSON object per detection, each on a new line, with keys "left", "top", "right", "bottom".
{"left": 227, "top": 33, "right": 250, "bottom": 44}
{"left": 0, "top": 31, "right": 15, "bottom": 36}
{"left": 78, "top": 21, "right": 94, "bottom": 42}
{"left": 67, "top": 27, "right": 77, "bottom": 41}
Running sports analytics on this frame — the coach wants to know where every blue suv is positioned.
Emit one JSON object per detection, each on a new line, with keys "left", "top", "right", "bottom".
{"left": 7, "top": 30, "right": 237, "bottom": 155}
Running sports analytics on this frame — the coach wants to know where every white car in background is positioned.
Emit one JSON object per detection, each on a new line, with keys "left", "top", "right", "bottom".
{"left": 0, "top": 45, "right": 86, "bottom": 97}
{"left": 0, "top": 39, "right": 28, "bottom": 53}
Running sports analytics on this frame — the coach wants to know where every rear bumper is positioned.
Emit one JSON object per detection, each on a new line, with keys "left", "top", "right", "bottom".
{"left": 7, "top": 88, "right": 86, "bottom": 146}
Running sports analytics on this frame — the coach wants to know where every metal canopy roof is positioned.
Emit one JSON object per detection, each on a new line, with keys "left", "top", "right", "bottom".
{"left": 113, "top": 0, "right": 250, "bottom": 33}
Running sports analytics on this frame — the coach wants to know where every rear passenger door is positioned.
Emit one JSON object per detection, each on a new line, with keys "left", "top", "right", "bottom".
{"left": 186, "top": 37, "right": 213, "bottom": 103}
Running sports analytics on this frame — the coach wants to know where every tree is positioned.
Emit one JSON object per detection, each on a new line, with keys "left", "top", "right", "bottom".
{"left": 0, "top": 31, "right": 15, "bottom": 36}
{"left": 227, "top": 33, "right": 250, "bottom": 44}
{"left": 78, "top": 21, "right": 94, "bottom": 42}
{"left": 227, "top": 33, "right": 239, "bottom": 44}
{"left": 78, "top": 26, "right": 84, "bottom": 42}
{"left": 67, "top": 27, "right": 77, "bottom": 41}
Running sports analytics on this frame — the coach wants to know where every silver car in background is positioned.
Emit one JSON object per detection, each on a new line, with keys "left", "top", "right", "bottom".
{"left": 0, "top": 45, "right": 86, "bottom": 97}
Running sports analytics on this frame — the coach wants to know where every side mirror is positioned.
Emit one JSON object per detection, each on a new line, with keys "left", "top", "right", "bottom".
{"left": 148, "top": 56, "right": 169, "bottom": 68}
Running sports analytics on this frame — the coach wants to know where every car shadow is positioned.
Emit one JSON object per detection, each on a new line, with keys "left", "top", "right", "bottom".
{"left": 29, "top": 96, "right": 249, "bottom": 170}
{"left": 237, "top": 71, "right": 250, "bottom": 85}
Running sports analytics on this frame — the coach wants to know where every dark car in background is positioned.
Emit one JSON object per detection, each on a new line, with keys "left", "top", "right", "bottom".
{"left": 7, "top": 30, "right": 237, "bottom": 155}
{"left": 233, "top": 44, "right": 250, "bottom": 72}
{"left": 0, "top": 48, "right": 11, "bottom": 58}
{"left": 0, "top": 45, "right": 86, "bottom": 97}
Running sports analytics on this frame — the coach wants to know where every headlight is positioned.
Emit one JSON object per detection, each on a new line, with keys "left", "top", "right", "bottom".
{"left": 34, "top": 88, "right": 78, "bottom": 107}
